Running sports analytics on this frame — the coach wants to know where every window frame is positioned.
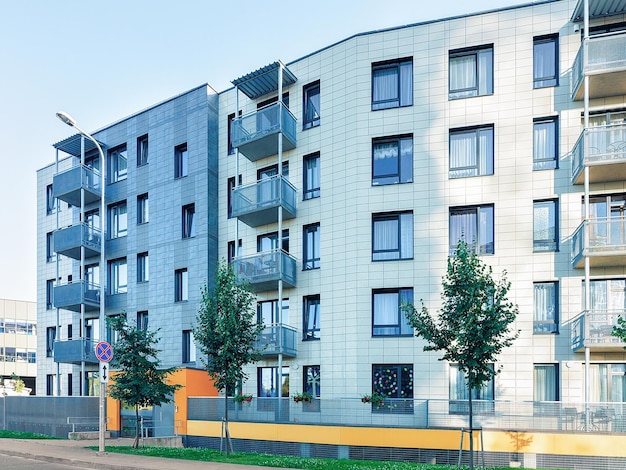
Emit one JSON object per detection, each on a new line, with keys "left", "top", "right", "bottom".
{"left": 182, "top": 330, "right": 196, "bottom": 363}
{"left": 449, "top": 44, "right": 494, "bottom": 100}
{"left": 533, "top": 116, "right": 558, "bottom": 170}
{"left": 137, "top": 193, "right": 149, "bottom": 224}
{"left": 533, "top": 34, "right": 559, "bottom": 89}
{"left": 137, "top": 252, "right": 149, "bottom": 283}
{"left": 46, "top": 231, "right": 55, "bottom": 262}
{"left": 534, "top": 363, "right": 559, "bottom": 401}
{"left": 534, "top": 281, "right": 559, "bottom": 334}
{"left": 371, "top": 57, "right": 413, "bottom": 111}
{"left": 46, "top": 184, "right": 56, "bottom": 215}
{"left": 303, "top": 365, "right": 321, "bottom": 397}
{"left": 46, "top": 279, "right": 55, "bottom": 310}
{"left": 449, "top": 363, "right": 495, "bottom": 414}
{"left": 46, "top": 327, "right": 56, "bottom": 357}
{"left": 303, "top": 152, "right": 320, "bottom": 200}
{"left": 174, "top": 143, "right": 188, "bottom": 178}
{"left": 108, "top": 144, "right": 128, "bottom": 184}
{"left": 303, "top": 223, "right": 320, "bottom": 270}
{"left": 109, "top": 257, "right": 128, "bottom": 295}
{"left": 175, "top": 268, "right": 189, "bottom": 302}
{"left": 182, "top": 203, "right": 196, "bottom": 239}
{"left": 303, "top": 295, "right": 320, "bottom": 341}
{"left": 137, "top": 134, "right": 149, "bottom": 166}
{"left": 108, "top": 201, "right": 128, "bottom": 239}
{"left": 371, "top": 364, "right": 414, "bottom": 413}
{"left": 372, "top": 134, "right": 413, "bottom": 186}
{"left": 372, "top": 288, "right": 414, "bottom": 337}
{"left": 303, "top": 81, "right": 321, "bottom": 129}
{"left": 227, "top": 239, "right": 242, "bottom": 263}
{"left": 533, "top": 199, "right": 559, "bottom": 252}
{"left": 136, "top": 311, "right": 149, "bottom": 331}
{"left": 372, "top": 211, "right": 414, "bottom": 261}
{"left": 449, "top": 204, "right": 495, "bottom": 255}
{"left": 227, "top": 175, "right": 242, "bottom": 218}
{"left": 449, "top": 125, "right": 494, "bottom": 178}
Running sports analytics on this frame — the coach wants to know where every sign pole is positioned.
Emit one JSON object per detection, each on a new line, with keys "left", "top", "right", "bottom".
{"left": 99, "top": 381, "right": 105, "bottom": 453}
{"left": 95, "top": 341, "right": 113, "bottom": 454}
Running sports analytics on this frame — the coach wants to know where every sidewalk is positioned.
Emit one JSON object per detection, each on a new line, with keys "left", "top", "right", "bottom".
{"left": 0, "top": 437, "right": 284, "bottom": 470}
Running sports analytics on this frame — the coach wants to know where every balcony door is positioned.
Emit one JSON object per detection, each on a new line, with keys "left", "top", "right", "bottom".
{"left": 586, "top": 194, "right": 626, "bottom": 245}
{"left": 257, "top": 163, "right": 289, "bottom": 205}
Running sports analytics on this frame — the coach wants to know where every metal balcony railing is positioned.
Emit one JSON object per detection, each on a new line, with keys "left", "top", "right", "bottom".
{"left": 232, "top": 175, "right": 297, "bottom": 227}
{"left": 571, "top": 124, "right": 626, "bottom": 184}
{"left": 53, "top": 280, "right": 100, "bottom": 312}
{"left": 255, "top": 324, "right": 297, "bottom": 357}
{"left": 52, "top": 164, "right": 101, "bottom": 207}
{"left": 571, "top": 218, "right": 626, "bottom": 268}
{"left": 53, "top": 338, "right": 98, "bottom": 364}
{"left": 571, "top": 309, "right": 626, "bottom": 352}
{"left": 53, "top": 223, "right": 101, "bottom": 260}
{"left": 232, "top": 250, "right": 297, "bottom": 291}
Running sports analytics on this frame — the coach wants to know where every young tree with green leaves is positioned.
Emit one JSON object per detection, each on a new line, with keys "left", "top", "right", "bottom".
{"left": 403, "top": 240, "right": 519, "bottom": 470}
{"left": 108, "top": 315, "right": 182, "bottom": 449}
{"left": 194, "top": 261, "right": 264, "bottom": 454}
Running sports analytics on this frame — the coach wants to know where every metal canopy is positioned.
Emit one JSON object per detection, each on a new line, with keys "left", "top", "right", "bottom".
{"left": 231, "top": 61, "right": 297, "bottom": 100}
{"left": 53, "top": 134, "right": 104, "bottom": 157}
{"left": 571, "top": 0, "right": 626, "bottom": 21}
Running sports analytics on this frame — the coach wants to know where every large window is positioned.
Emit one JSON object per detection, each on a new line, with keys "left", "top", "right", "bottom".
{"left": 137, "top": 134, "right": 149, "bottom": 166}
{"left": 174, "top": 143, "right": 188, "bottom": 178}
{"left": 258, "top": 366, "right": 289, "bottom": 397}
{"left": 109, "top": 258, "right": 128, "bottom": 294}
{"left": 175, "top": 268, "right": 188, "bottom": 302}
{"left": 108, "top": 201, "right": 127, "bottom": 239}
{"left": 372, "top": 211, "right": 413, "bottom": 261}
{"left": 534, "top": 364, "right": 559, "bottom": 401}
{"left": 303, "top": 153, "right": 320, "bottom": 200}
{"left": 533, "top": 117, "right": 558, "bottom": 170}
{"left": 585, "top": 278, "right": 626, "bottom": 320}
{"left": 258, "top": 299, "right": 289, "bottom": 325}
{"left": 371, "top": 364, "right": 414, "bottom": 413}
{"left": 449, "top": 125, "right": 494, "bottom": 178}
{"left": 137, "top": 252, "right": 149, "bottom": 283}
{"left": 303, "top": 223, "right": 320, "bottom": 270}
{"left": 449, "top": 45, "right": 493, "bottom": 99}
{"left": 108, "top": 144, "right": 127, "bottom": 183}
{"left": 303, "top": 81, "right": 321, "bottom": 129}
{"left": 182, "top": 203, "right": 196, "bottom": 239}
{"left": 371, "top": 58, "right": 413, "bottom": 110}
{"left": 372, "top": 135, "right": 413, "bottom": 185}
{"left": 257, "top": 229, "right": 289, "bottom": 252}
{"left": 533, "top": 35, "right": 558, "bottom": 88}
{"left": 182, "top": 330, "right": 196, "bottom": 363}
{"left": 303, "top": 365, "right": 321, "bottom": 397}
{"left": 588, "top": 364, "right": 626, "bottom": 402}
{"left": 450, "top": 364, "right": 494, "bottom": 414}
{"left": 303, "top": 295, "right": 320, "bottom": 340}
{"left": 534, "top": 282, "right": 558, "bottom": 334}
{"left": 449, "top": 205, "right": 494, "bottom": 255}
{"left": 372, "top": 288, "right": 413, "bottom": 336}
{"left": 137, "top": 193, "right": 149, "bottom": 224}
{"left": 534, "top": 199, "right": 558, "bottom": 252}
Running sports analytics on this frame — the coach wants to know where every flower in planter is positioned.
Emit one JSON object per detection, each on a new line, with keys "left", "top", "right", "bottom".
{"left": 292, "top": 392, "right": 312, "bottom": 403}
{"left": 361, "top": 392, "right": 385, "bottom": 406}
{"left": 233, "top": 393, "right": 253, "bottom": 404}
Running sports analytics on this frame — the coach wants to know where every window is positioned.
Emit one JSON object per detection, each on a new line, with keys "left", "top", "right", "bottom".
{"left": 303, "top": 365, "right": 321, "bottom": 397}
{"left": 174, "top": 143, "right": 188, "bottom": 178}
{"left": 449, "top": 45, "right": 493, "bottom": 99}
{"left": 449, "top": 125, "right": 494, "bottom": 178}
{"left": 85, "top": 209, "right": 100, "bottom": 231}
{"left": 84, "top": 264, "right": 99, "bottom": 286}
{"left": 182, "top": 203, "right": 196, "bottom": 238}
{"left": 137, "top": 193, "right": 149, "bottom": 224}
{"left": 227, "top": 113, "right": 236, "bottom": 155}
{"left": 46, "top": 279, "right": 55, "bottom": 310}
{"left": 182, "top": 330, "right": 196, "bottom": 363}
{"left": 372, "top": 212, "right": 413, "bottom": 261}
{"left": 450, "top": 364, "right": 494, "bottom": 413}
{"left": 449, "top": 205, "right": 494, "bottom": 255}
{"left": 67, "top": 373, "right": 73, "bottom": 396}
{"left": 534, "top": 199, "right": 558, "bottom": 252}
{"left": 584, "top": 279, "right": 626, "bottom": 328}
{"left": 109, "top": 258, "right": 128, "bottom": 294}
{"left": 108, "top": 201, "right": 127, "bottom": 239}
{"left": 46, "top": 184, "right": 56, "bottom": 215}
{"left": 533, "top": 35, "right": 558, "bottom": 88}
{"left": 227, "top": 239, "right": 242, "bottom": 263}
{"left": 108, "top": 144, "right": 127, "bottom": 183}
{"left": 533, "top": 117, "right": 558, "bottom": 170}
{"left": 257, "top": 230, "right": 289, "bottom": 252}
{"left": 303, "top": 153, "right": 320, "bottom": 200}
{"left": 534, "top": 282, "right": 558, "bottom": 334}
{"left": 303, "top": 295, "right": 320, "bottom": 340}
{"left": 46, "top": 327, "right": 56, "bottom": 357}
{"left": 258, "top": 366, "right": 289, "bottom": 397}
{"left": 303, "top": 223, "right": 320, "bottom": 270}
{"left": 137, "top": 311, "right": 149, "bottom": 331}
{"left": 303, "top": 81, "right": 321, "bottom": 129}
{"left": 137, "top": 252, "right": 149, "bottom": 283}
{"left": 46, "top": 232, "right": 55, "bottom": 262}
{"left": 372, "top": 288, "right": 413, "bottom": 336}
{"left": 588, "top": 364, "right": 626, "bottom": 402}
{"left": 372, "top": 135, "right": 413, "bottom": 185}
{"left": 227, "top": 175, "right": 242, "bottom": 218}
{"left": 372, "top": 364, "right": 414, "bottom": 413}
{"left": 46, "top": 374, "right": 54, "bottom": 396}
{"left": 137, "top": 134, "right": 148, "bottom": 166}
{"left": 372, "top": 58, "right": 413, "bottom": 110}
{"left": 258, "top": 299, "right": 289, "bottom": 325}
{"left": 175, "top": 268, "right": 188, "bottom": 302}
{"left": 67, "top": 324, "right": 73, "bottom": 339}
{"left": 534, "top": 364, "right": 559, "bottom": 401}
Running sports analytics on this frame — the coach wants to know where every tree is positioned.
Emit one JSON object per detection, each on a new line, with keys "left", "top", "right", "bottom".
{"left": 193, "top": 261, "right": 264, "bottom": 455}
{"left": 108, "top": 315, "right": 182, "bottom": 449}
{"left": 611, "top": 316, "right": 626, "bottom": 344}
{"left": 403, "top": 240, "right": 519, "bottom": 470}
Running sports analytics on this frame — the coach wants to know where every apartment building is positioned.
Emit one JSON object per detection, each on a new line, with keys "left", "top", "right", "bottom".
{"left": 0, "top": 298, "right": 36, "bottom": 394}
{"left": 36, "top": 0, "right": 626, "bottom": 462}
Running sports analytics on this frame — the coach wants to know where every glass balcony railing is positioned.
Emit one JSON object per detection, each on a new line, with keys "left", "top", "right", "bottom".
{"left": 53, "top": 164, "right": 101, "bottom": 207}
{"left": 231, "top": 102, "right": 297, "bottom": 161}
{"left": 53, "top": 280, "right": 100, "bottom": 312}
{"left": 232, "top": 175, "right": 297, "bottom": 227}
{"left": 571, "top": 124, "right": 626, "bottom": 184}
{"left": 571, "top": 32, "right": 626, "bottom": 100}
{"left": 255, "top": 324, "right": 297, "bottom": 358}
{"left": 53, "top": 338, "right": 98, "bottom": 364}
{"left": 572, "top": 218, "right": 626, "bottom": 268}
{"left": 571, "top": 310, "right": 626, "bottom": 352}
{"left": 53, "top": 223, "right": 101, "bottom": 260}
{"left": 232, "top": 250, "right": 297, "bottom": 291}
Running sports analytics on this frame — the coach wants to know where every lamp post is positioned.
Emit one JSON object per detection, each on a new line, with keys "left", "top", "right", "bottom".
{"left": 56, "top": 111, "right": 107, "bottom": 453}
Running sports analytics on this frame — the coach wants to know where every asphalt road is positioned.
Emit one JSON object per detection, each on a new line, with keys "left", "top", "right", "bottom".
{"left": 0, "top": 453, "right": 91, "bottom": 469}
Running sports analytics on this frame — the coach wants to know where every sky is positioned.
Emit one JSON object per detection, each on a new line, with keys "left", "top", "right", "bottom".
{"left": 0, "top": 0, "right": 525, "bottom": 302}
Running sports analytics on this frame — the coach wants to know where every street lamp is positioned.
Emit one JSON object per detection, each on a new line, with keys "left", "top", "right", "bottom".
{"left": 56, "top": 111, "right": 107, "bottom": 453}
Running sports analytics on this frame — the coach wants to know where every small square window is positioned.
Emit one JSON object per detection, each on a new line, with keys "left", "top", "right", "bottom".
{"left": 449, "top": 45, "right": 493, "bottom": 99}
{"left": 372, "top": 212, "right": 413, "bottom": 261}
{"left": 303, "top": 81, "right": 320, "bottom": 129}
{"left": 533, "top": 35, "right": 559, "bottom": 88}
{"left": 372, "top": 289, "right": 413, "bottom": 336}
{"left": 449, "top": 125, "right": 494, "bottom": 178}
{"left": 371, "top": 364, "right": 414, "bottom": 413}
{"left": 533, "top": 117, "right": 558, "bottom": 170}
{"left": 534, "top": 282, "right": 558, "bottom": 334}
{"left": 534, "top": 364, "right": 559, "bottom": 401}
{"left": 449, "top": 205, "right": 494, "bottom": 255}
{"left": 533, "top": 199, "right": 558, "bottom": 252}
{"left": 372, "top": 135, "right": 413, "bottom": 185}
{"left": 372, "top": 58, "right": 413, "bottom": 110}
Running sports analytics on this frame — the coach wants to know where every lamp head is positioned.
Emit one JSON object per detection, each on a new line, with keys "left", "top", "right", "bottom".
{"left": 56, "top": 111, "right": 77, "bottom": 128}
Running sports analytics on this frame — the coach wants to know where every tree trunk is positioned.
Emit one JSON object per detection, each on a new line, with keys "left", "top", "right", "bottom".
{"left": 224, "top": 392, "right": 230, "bottom": 456}
{"left": 133, "top": 405, "right": 139, "bottom": 449}
{"left": 468, "top": 390, "right": 474, "bottom": 470}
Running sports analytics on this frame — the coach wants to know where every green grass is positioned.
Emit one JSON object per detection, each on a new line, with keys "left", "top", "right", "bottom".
{"left": 0, "top": 430, "right": 58, "bottom": 440}
{"left": 100, "top": 446, "right": 522, "bottom": 470}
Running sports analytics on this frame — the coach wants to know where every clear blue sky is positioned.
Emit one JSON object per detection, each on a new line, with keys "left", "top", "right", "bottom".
{"left": 0, "top": 0, "right": 523, "bottom": 302}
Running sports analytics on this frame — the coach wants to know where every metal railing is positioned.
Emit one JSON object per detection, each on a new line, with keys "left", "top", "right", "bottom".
{"left": 571, "top": 309, "right": 626, "bottom": 351}
{"left": 571, "top": 124, "right": 626, "bottom": 182}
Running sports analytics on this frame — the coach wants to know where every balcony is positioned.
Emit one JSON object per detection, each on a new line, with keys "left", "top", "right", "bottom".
{"left": 255, "top": 324, "right": 297, "bottom": 358}
{"left": 232, "top": 175, "right": 296, "bottom": 227}
{"left": 53, "top": 338, "right": 98, "bottom": 364}
{"left": 571, "top": 32, "right": 626, "bottom": 101}
{"left": 571, "top": 310, "right": 626, "bottom": 352}
{"left": 53, "top": 164, "right": 101, "bottom": 207}
{"left": 231, "top": 102, "right": 296, "bottom": 161}
{"left": 232, "top": 250, "right": 297, "bottom": 292}
{"left": 572, "top": 124, "right": 626, "bottom": 184}
{"left": 53, "top": 223, "right": 101, "bottom": 260}
{"left": 53, "top": 280, "right": 100, "bottom": 312}
{"left": 572, "top": 218, "right": 626, "bottom": 268}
